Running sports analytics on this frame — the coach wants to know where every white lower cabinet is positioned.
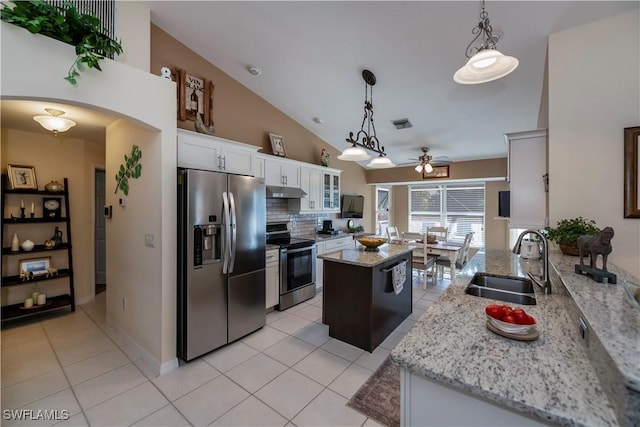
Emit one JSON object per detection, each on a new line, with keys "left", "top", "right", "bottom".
{"left": 316, "top": 236, "right": 354, "bottom": 290}
{"left": 401, "top": 368, "right": 548, "bottom": 427}
{"left": 266, "top": 249, "right": 279, "bottom": 309}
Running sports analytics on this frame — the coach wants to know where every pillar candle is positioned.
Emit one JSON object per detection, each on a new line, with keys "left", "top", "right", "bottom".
{"left": 37, "top": 293, "right": 46, "bottom": 305}
{"left": 32, "top": 291, "right": 39, "bottom": 302}
{"left": 31, "top": 202, "right": 34, "bottom": 214}
{"left": 24, "top": 297, "right": 33, "bottom": 309}
{"left": 21, "top": 198, "right": 24, "bottom": 208}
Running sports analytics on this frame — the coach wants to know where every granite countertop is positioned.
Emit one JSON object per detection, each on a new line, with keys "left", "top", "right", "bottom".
{"left": 391, "top": 249, "right": 620, "bottom": 427}
{"left": 317, "top": 243, "right": 413, "bottom": 267}
{"left": 549, "top": 252, "right": 640, "bottom": 391}
{"left": 298, "top": 232, "right": 353, "bottom": 242}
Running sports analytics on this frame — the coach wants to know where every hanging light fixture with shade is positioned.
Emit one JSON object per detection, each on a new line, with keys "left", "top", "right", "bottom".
{"left": 338, "top": 70, "right": 395, "bottom": 168}
{"left": 453, "top": 1, "right": 519, "bottom": 85}
{"left": 33, "top": 108, "right": 76, "bottom": 135}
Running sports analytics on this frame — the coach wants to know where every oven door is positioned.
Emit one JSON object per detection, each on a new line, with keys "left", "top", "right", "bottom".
{"left": 280, "top": 245, "right": 316, "bottom": 294}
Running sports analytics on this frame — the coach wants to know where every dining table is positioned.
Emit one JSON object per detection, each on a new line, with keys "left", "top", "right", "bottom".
{"left": 408, "top": 240, "right": 464, "bottom": 279}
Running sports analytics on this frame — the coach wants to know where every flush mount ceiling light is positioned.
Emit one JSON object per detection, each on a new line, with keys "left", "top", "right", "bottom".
{"left": 338, "top": 69, "right": 393, "bottom": 168}
{"left": 453, "top": 0, "right": 519, "bottom": 85}
{"left": 33, "top": 108, "right": 76, "bottom": 134}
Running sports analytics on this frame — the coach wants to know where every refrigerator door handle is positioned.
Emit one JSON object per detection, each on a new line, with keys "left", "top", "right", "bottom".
{"left": 222, "top": 191, "right": 231, "bottom": 274}
{"left": 229, "top": 192, "right": 237, "bottom": 272}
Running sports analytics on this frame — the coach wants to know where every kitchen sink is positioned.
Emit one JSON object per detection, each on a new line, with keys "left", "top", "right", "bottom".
{"left": 469, "top": 273, "right": 534, "bottom": 293}
{"left": 465, "top": 273, "right": 537, "bottom": 305}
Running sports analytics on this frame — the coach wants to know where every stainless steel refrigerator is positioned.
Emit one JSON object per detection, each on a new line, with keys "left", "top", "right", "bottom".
{"left": 177, "top": 168, "right": 266, "bottom": 362}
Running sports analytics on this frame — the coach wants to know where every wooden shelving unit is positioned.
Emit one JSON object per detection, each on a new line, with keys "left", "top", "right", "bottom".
{"left": 1, "top": 176, "right": 75, "bottom": 322}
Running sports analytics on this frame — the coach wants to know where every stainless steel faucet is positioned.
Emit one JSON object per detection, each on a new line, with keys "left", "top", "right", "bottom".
{"left": 512, "top": 229, "right": 552, "bottom": 294}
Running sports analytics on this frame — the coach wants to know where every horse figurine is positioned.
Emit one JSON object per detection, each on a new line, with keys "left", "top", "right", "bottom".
{"left": 577, "top": 227, "right": 614, "bottom": 272}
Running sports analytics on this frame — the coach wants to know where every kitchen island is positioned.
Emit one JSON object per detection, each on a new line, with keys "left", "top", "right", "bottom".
{"left": 319, "top": 243, "right": 413, "bottom": 352}
{"left": 391, "top": 248, "right": 639, "bottom": 427}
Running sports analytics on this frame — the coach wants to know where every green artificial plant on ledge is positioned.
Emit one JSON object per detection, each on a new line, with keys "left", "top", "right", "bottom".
{"left": 1, "top": 0, "right": 123, "bottom": 85}
{"left": 543, "top": 216, "right": 600, "bottom": 256}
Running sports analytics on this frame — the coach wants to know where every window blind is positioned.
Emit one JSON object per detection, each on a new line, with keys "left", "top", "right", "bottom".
{"left": 409, "top": 183, "right": 486, "bottom": 247}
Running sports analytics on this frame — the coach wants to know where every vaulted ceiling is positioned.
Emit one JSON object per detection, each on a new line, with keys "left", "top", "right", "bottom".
{"left": 147, "top": 1, "right": 637, "bottom": 168}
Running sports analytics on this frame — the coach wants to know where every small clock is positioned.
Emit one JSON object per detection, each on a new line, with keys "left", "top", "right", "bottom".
{"left": 43, "top": 197, "right": 61, "bottom": 218}
{"left": 347, "top": 219, "right": 354, "bottom": 230}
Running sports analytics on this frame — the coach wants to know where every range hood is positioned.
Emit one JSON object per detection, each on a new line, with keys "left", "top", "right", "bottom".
{"left": 266, "top": 185, "right": 307, "bottom": 199}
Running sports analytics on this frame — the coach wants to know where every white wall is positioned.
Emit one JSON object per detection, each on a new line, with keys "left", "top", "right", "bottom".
{"left": 116, "top": 2, "right": 151, "bottom": 72}
{"left": 1, "top": 22, "right": 178, "bottom": 371}
{"left": 548, "top": 9, "right": 640, "bottom": 277}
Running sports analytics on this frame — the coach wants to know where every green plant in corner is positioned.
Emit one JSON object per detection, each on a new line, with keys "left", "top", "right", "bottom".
{"left": 1, "top": 0, "right": 123, "bottom": 85}
{"left": 115, "top": 145, "right": 142, "bottom": 196}
{"left": 543, "top": 216, "right": 600, "bottom": 255}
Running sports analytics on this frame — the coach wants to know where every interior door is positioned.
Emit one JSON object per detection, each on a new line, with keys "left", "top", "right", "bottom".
{"left": 94, "top": 169, "right": 106, "bottom": 290}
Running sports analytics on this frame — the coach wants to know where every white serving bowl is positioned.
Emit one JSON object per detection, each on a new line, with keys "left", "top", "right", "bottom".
{"left": 487, "top": 315, "right": 536, "bottom": 334}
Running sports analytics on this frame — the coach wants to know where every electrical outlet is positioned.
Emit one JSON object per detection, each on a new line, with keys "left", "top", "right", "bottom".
{"left": 122, "top": 297, "right": 126, "bottom": 310}
{"left": 145, "top": 234, "right": 155, "bottom": 248}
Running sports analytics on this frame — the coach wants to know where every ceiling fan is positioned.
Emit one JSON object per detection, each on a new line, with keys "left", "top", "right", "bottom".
{"left": 402, "top": 147, "right": 452, "bottom": 174}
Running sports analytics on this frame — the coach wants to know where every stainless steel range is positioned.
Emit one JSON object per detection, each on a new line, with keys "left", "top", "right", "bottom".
{"left": 266, "top": 223, "right": 316, "bottom": 310}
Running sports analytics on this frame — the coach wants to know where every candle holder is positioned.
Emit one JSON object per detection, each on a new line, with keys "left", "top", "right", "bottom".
{"left": 20, "top": 207, "right": 25, "bottom": 218}
{"left": 30, "top": 213, "right": 35, "bottom": 218}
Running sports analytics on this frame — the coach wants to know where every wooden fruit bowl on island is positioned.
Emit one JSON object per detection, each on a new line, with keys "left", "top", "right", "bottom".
{"left": 357, "top": 237, "right": 388, "bottom": 251}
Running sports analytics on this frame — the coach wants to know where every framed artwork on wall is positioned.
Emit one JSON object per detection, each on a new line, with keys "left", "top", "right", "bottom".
{"left": 172, "top": 68, "right": 215, "bottom": 128}
{"left": 7, "top": 164, "right": 38, "bottom": 190}
{"left": 423, "top": 165, "right": 449, "bottom": 179}
{"left": 269, "top": 133, "right": 286, "bottom": 157}
{"left": 624, "top": 126, "right": 640, "bottom": 218}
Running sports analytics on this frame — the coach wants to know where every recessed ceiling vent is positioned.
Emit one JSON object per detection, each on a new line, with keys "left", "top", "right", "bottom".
{"left": 392, "top": 118, "right": 412, "bottom": 130}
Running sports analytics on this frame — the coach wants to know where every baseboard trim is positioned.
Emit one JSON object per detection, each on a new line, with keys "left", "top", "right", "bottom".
{"left": 105, "top": 316, "right": 179, "bottom": 376}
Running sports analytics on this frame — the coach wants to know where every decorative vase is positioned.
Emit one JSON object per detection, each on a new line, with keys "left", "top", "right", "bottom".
{"left": 44, "top": 180, "right": 64, "bottom": 192}
{"left": 21, "top": 240, "right": 35, "bottom": 252}
{"left": 11, "top": 233, "right": 20, "bottom": 252}
{"left": 51, "top": 227, "right": 63, "bottom": 246}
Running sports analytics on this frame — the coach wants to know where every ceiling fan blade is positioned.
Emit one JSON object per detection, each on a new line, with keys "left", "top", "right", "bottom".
{"left": 430, "top": 156, "right": 452, "bottom": 165}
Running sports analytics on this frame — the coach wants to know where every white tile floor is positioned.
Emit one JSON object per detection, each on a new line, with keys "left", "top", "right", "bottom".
{"left": 1, "top": 276, "right": 450, "bottom": 426}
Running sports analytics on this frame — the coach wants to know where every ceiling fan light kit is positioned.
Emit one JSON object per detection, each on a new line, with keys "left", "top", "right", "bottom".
{"left": 340, "top": 69, "right": 394, "bottom": 168}
{"left": 454, "top": 0, "right": 518, "bottom": 85}
{"left": 33, "top": 108, "right": 76, "bottom": 134}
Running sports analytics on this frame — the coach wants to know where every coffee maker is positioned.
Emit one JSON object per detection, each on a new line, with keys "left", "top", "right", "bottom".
{"left": 319, "top": 220, "right": 338, "bottom": 235}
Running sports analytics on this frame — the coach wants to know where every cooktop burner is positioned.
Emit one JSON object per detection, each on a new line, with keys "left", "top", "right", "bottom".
{"left": 266, "top": 223, "right": 316, "bottom": 250}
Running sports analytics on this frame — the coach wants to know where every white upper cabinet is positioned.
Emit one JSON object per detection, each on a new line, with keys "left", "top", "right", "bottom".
{"left": 505, "top": 129, "right": 548, "bottom": 229}
{"left": 299, "top": 166, "right": 323, "bottom": 211}
{"left": 263, "top": 156, "right": 301, "bottom": 188}
{"left": 177, "top": 129, "right": 260, "bottom": 176}
{"left": 322, "top": 171, "right": 341, "bottom": 212}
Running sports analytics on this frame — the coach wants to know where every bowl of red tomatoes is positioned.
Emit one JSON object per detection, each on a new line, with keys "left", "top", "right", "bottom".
{"left": 485, "top": 304, "right": 536, "bottom": 334}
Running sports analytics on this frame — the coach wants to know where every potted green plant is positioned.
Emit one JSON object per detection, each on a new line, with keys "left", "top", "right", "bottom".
{"left": 1, "top": 0, "right": 123, "bottom": 85}
{"left": 543, "top": 217, "right": 600, "bottom": 256}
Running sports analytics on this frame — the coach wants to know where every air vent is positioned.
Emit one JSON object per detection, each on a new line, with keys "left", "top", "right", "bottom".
{"left": 392, "top": 118, "right": 412, "bottom": 129}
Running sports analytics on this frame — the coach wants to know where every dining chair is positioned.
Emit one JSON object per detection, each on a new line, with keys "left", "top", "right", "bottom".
{"left": 402, "top": 232, "right": 437, "bottom": 289}
{"left": 434, "top": 232, "right": 473, "bottom": 280}
{"left": 386, "top": 226, "right": 401, "bottom": 243}
{"left": 427, "top": 226, "right": 448, "bottom": 243}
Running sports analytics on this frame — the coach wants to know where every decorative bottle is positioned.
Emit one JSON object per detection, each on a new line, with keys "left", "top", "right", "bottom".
{"left": 11, "top": 233, "right": 19, "bottom": 252}
{"left": 190, "top": 89, "right": 199, "bottom": 114}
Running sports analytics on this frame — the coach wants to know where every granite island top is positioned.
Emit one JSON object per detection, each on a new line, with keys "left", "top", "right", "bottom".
{"left": 391, "top": 248, "right": 621, "bottom": 427}
{"left": 317, "top": 243, "right": 413, "bottom": 267}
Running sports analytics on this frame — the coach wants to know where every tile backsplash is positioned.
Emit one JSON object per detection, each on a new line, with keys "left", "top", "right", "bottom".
{"left": 266, "top": 199, "right": 339, "bottom": 237}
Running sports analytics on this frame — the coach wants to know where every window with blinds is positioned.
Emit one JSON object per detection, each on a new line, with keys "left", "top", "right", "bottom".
{"left": 409, "top": 182, "right": 486, "bottom": 246}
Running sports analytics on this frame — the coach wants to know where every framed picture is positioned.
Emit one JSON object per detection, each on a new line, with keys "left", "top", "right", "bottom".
{"left": 624, "top": 126, "right": 640, "bottom": 218}
{"left": 423, "top": 165, "right": 449, "bottom": 179}
{"left": 269, "top": 133, "right": 286, "bottom": 157}
{"left": 7, "top": 165, "right": 38, "bottom": 190}
{"left": 172, "top": 68, "right": 215, "bottom": 127}
{"left": 19, "top": 257, "right": 52, "bottom": 277}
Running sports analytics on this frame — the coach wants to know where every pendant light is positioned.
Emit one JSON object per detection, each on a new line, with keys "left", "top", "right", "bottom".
{"left": 33, "top": 108, "right": 76, "bottom": 134}
{"left": 453, "top": 1, "right": 518, "bottom": 84}
{"left": 339, "top": 69, "right": 393, "bottom": 168}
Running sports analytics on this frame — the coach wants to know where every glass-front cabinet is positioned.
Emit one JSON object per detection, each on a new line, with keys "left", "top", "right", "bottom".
{"left": 323, "top": 172, "right": 340, "bottom": 212}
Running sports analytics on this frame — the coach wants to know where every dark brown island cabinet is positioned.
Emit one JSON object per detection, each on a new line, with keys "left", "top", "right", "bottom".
{"left": 320, "top": 245, "right": 413, "bottom": 352}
